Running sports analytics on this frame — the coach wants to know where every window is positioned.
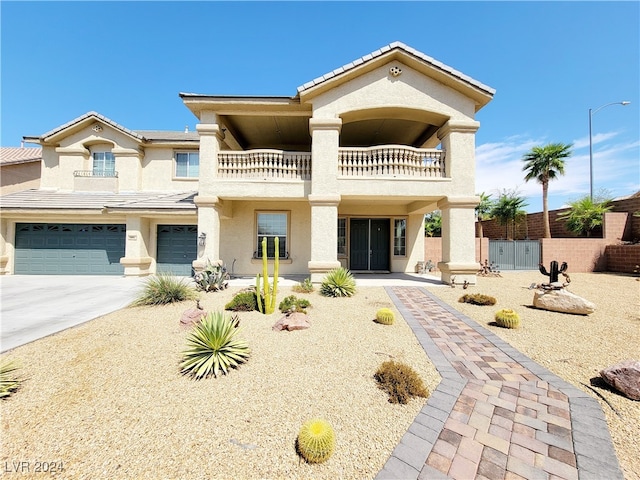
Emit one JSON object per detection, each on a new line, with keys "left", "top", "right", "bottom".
{"left": 256, "top": 212, "right": 288, "bottom": 258}
{"left": 337, "top": 218, "right": 346, "bottom": 256}
{"left": 176, "top": 152, "right": 199, "bottom": 178}
{"left": 92, "top": 152, "right": 115, "bottom": 177}
{"left": 393, "top": 218, "right": 406, "bottom": 256}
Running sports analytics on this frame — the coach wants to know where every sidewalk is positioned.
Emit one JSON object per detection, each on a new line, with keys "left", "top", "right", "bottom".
{"left": 377, "top": 286, "right": 623, "bottom": 480}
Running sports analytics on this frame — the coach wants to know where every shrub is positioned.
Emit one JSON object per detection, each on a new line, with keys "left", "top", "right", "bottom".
{"left": 296, "top": 418, "right": 336, "bottom": 463}
{"left": 194, "top": 261, "right": 229, "bottom": 292}
{"left": 131, "top": 273, "right": 197, "bottom": 306}
{"left": 374, "top": 360, "right": 429, "bottom": 404}
{"left": 292, "top": 278, "right": 314, "bottom": 293}
{"left": 494, "top": 308, "right": 521, "bottom": 329}
{"left": 319, "top": 267, "right": 356, "bottom": 298}
{"left": 180, "top": 312, "right": 250, "bottom": 379}
{"left": 0, "top": 361, "right": 22, "bottom": 399}
{"left": 279, "top": 295, "right": 312, "bottom": 314}
{"left": 458, "top": 293, "right": 497, "bottom": 306}
{"left": 375, "top": 308, "right": 395, "bottom": 325}
{"left": 225, "top": 290, "right": 258, "bottom": 312}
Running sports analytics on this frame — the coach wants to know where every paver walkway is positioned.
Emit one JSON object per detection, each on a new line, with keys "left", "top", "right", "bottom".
{"left": 376, "top": 287, "right": 623, "bottom": 480}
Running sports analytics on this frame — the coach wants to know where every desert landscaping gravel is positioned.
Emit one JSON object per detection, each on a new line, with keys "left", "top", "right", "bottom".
{"left": 1, "top": 272, "right": 638, "bottom": 479}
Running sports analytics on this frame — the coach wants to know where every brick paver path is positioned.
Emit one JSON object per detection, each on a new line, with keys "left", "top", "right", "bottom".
{"left": 376, "top": 287, "right": 623, "bottom": 480}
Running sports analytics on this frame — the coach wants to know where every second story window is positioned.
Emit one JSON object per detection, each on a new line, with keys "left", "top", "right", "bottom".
{"left": 92, "top": 152, "right": 115, "bottom": 177}
{"left": 176, "top": 152, "right": 199, "bottom": 178}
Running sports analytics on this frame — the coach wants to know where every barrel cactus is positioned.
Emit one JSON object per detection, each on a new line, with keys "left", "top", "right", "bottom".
{"left": 494, "top": 308, "right": 521, "bottom": 329}
{"left": 296, "top": 418, "right": 336, "bottom": 463}
{"left": 375, "top": 308, "right": 395, "bottom": 325}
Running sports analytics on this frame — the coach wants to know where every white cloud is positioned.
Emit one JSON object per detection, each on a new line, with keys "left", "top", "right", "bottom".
{"left": 572, "top": 131, "right": 620, "bottom": 150}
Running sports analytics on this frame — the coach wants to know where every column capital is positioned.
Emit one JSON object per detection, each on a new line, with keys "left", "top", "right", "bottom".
{"left": 309, "top": 117, "right": 342, "bottom": 133}
{"left": 196, "top": 123, "right": 226, "bottom": 140}
{"left": 308, "top": 194, "right": 341, "bottom": 206}
{"left": 437, "top": 120, "right": 480, "bottom": 139}
{"left": 194, "top": 195, "right": 223, "bottom": 208}
{"left": 437, "top": 196, "right": 480, "bottom": 210}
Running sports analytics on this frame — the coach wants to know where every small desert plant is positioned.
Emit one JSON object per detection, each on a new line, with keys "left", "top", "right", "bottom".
{"left": 279, "top": 295, "right": 311, "bottom": 314}
{"left": 256, "top": 236, "right": 279, "bottom": 314}
{"left": 194, "top": 261, "right": 229, "bottom": 292}
{"left": 131, "top": 273, "right": 197, "bottom": 306}
{"left": 225, "top": 290, "right": 258, "bottom": 312}
{"left": 319, "top": 267, "right": 356, "bottom": 297}
{"left": 180, "top": 311, "right": 250, "bottom": 379}
{"left": 375, "top": 308, "right": 395, "bottom": 325}
{"left": 296, "top": 418, "right": 336, "bottom": 463}
{"left": 458, "top": 293, "right": 497, "bottom": 306}
{"left": 374, "top": 360, "right": 429, "bottom": 404}
{"left": 0, "top": 361, "right": 22, "bottom": 399}
{"left": 494, "top": 308, "right": 521, "bottom": 329}
{"left": 292, "top": 278, "right": 314, "bottom": 293}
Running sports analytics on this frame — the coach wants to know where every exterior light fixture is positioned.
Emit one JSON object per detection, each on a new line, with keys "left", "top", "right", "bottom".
{"left": 198, "top": 232, "right": 207, "bottom": 246}
{"left": 588, "top": 101, "right": 631, "bottom": 200}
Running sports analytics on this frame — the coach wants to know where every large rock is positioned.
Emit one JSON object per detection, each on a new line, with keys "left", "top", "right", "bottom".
{"left": 600, "top": 360, "right": 640, "bottom": 400}
{"left": 272, "top": 312, "right": 311, "bottom": 332}
{"left": 180, "top": 307, "right": 207, "bottom": 327}
{"left": 533, "top": 288, "right": 595, "bottom": 315}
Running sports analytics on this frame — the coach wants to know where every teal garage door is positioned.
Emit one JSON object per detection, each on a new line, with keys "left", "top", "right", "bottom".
{"left": 156, "top": 225, "right": 197, "bottom": 276}
{"left": 15, "top": 223, "right": 126, "bottom": 275}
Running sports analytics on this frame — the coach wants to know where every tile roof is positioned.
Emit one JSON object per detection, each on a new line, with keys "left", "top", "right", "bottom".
{"left": 0, "top": 190, "right": 197, "bottom": 211}
{"left": 0, "top": 147, "right": 42, "bottom": 166}
{"left": 135, "top": 131, "right": 200, "bottom": 142}
{"left": 39, "top": 111, "right": 145, "bottom": 141}
{"left": 297, "top": 41, "right": 495, "bottom": 96}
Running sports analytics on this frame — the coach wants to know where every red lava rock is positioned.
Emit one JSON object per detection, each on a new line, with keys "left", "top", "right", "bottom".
{"left": 600, "top": 359, "right": 640, "bottom": 401}
{"left": 272, "top": 312, "right": 311, "bottom": 331}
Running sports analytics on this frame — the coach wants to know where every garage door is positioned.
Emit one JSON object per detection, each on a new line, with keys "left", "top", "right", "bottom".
{"left": 156, "top": 225, "right": 197, "bottom": 276}
{"left": 15, "top": 223, "right": 126, "bottom": 275}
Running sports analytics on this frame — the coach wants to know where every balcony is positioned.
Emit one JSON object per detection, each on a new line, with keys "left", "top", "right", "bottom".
{"left": 73, "top": 170, "right": 119, "bottom": 192}
{"left": 217, "top": 146, "right": 445, "bottom": 180}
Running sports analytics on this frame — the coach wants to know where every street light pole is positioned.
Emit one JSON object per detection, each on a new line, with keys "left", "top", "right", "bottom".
{"left": 588, "top": 101, "right": 631, "bottom": 200}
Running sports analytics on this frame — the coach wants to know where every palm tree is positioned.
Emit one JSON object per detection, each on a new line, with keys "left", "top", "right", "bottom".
{"left": 522, "top": 143, "right": 572, "bottom": 238}
{"left": 475, "top": 192, "right": 493, "bottom": 262}
{"left": 491, "top": 190, "right": 528, "bottom": 240}
{"left": 557, "top": 195, "right": 613, "bottom": 237}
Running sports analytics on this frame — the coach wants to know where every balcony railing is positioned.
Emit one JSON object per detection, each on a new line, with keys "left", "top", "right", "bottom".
{"left": 74, "top": 170, "right": 119, "bottom": 178}
{"left": 218, "top": 150, "right": 311, "bottom": 180}
{"left": 339, "top": 146, "right": 445, "bottom": 178}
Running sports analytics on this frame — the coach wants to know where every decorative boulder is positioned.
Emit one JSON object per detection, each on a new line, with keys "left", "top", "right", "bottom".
{"left": 533, "top": 289, "right": 595, "bottom": 315}
{"left": 180, "top": 306, "right": 207, "bottom": 327}
{"left": 272, "top": 312, "right": 311, "bottom": 332}
{"left": 600, "top": 360, "right": 640, "bottom": 401}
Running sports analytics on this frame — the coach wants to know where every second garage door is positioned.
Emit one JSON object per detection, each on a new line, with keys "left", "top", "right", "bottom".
{"left": 156, "top": 225, "right": 197, "bottom": 276}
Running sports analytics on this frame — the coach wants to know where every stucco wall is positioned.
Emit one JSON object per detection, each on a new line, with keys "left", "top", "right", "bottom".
{"left": 0, "top": 162, "right": 41, "bottom": 195}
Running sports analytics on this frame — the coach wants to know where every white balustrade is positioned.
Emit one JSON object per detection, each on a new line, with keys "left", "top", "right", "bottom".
{"left": 218, "top": 150, "right": 311, "bottom": 180}
{"left": 338, "top": 146, "right": 445, "bottom": 178}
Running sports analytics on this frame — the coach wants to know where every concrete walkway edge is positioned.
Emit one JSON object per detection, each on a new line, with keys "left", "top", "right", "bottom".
{"left": 376, "top": 286, "right": 623, "bottom": 480}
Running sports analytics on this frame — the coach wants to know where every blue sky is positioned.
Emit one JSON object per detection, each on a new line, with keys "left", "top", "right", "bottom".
{"left": 1, "top": 1, "right": 638, "bottom": 212}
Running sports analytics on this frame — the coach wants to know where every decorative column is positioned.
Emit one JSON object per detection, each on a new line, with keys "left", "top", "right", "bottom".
{"left": 0, "top": 218, "right": 12, "bottom": 275}
{"left": 193, "top": 115, "right": 225, "bottom": 272}
{"left": 120, "top": 216, "right": 152, "bottom": 276}
{"left": 437, "top": 196, "right": 480, "bottom": 285}
{"left": 308, "top": 118, "right": 342, "bottom": 282}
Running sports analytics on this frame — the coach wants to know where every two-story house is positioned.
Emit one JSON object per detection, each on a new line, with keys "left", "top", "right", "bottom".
{"left": 0, "top": 42, "right": 494, "bottom": 285}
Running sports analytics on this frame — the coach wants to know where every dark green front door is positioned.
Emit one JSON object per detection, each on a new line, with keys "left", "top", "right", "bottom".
{"left": 349, "top": 218, "right": 390, "bottom": 271}
{"left": 156, "top": 225, "right": 197, "bottom": 276}
{"left": 15, "top": 223, "right": 126, "bottom": 275}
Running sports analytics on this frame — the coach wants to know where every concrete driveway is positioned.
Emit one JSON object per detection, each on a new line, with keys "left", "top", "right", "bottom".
{"left": 0, "top": 275, "right": 143, "bottom": 353}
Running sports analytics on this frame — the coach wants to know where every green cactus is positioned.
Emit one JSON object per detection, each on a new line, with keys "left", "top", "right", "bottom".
{"left": 256, "top": 236, "right": 279, "bottom": 314}
{"left": 375, "top": 308, "right": 395, "bottom": 325}
{"left": 297, "top": 418, "right": 336, "bottom": 463}
{"left": 494, "top": 308, "right": 521, "bottom": 329}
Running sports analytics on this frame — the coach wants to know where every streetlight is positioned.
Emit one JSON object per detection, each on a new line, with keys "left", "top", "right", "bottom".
{"left": 588, "top": 101, "right": 631, "bottom": 200}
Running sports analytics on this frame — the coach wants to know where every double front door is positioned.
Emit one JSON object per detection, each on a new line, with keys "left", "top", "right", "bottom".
{"left": 349, "top": 218, "right": 390, "bottom": 271}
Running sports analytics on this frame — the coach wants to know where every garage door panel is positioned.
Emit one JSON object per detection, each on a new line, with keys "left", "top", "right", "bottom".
{"left": 15, "top": 223, "right": 125, "bottom": 275}
{"left": 156, "top": 225, "right": 197, "bottom": 276}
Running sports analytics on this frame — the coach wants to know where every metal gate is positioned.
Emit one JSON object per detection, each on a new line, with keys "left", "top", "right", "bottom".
{"left": 489, "top": 240, "right": 540, "bottom": 270}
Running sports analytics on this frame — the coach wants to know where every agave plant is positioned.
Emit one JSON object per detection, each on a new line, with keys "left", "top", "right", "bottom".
{"left": 180, "top": 312, "right": 250, "bottom": 379}
{"left": 0, "top": 360, "right": 22, "bottom": 398}
{"left": 319, "top": 267, "right": 356, "bottom": 298}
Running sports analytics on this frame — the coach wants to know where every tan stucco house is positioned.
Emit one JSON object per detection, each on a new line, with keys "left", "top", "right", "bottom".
{"left": 0, "top": 42, "right": 494, "bottom": 284}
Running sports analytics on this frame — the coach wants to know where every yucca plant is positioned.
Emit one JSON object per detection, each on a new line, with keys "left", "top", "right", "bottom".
{"left": 0, "top": 360, "right": 22, "bottom": 399}
{"left": 320, "top": 267, "right": 356, "bottom": 297}
{"left": 131, "top": 273, "right": 198, "bottom": 306}
{"left": 297, "top": 418, "right": 336, "bottom": 463}
{"left": 180, "top": 312, "right": 250, "bottom": 379}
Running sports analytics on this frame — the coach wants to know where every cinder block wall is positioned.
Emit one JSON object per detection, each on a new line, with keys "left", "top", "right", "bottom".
{"left": 604, "top": 245, "right": 640, "bottom": 274}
